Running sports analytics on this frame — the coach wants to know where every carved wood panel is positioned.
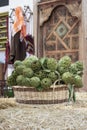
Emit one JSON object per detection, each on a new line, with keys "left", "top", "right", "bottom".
{"left": 40, "top": 4, "right": 80, "bottom": 62}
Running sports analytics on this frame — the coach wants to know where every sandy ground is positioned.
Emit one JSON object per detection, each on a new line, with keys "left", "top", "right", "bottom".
{"left": 0, "top": 92, "right": 87, "bottom": 130}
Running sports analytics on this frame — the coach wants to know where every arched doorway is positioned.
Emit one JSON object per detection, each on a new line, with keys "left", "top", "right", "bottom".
{"left": 37, "top": 1, "right": 81, "bottom": 62}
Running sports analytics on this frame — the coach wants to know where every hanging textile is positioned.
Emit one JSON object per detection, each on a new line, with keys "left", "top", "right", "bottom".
{"left": 12, "top": 6, "right": 26, "bottom": 39}
{"left": 25, "top": 34, "right": 34, "bottom": 55}
{"left": 10, "top": 31, "right": 26, "bottom": 63}
{"left": 9, "top": 6, "right": 27, "bottom": 63}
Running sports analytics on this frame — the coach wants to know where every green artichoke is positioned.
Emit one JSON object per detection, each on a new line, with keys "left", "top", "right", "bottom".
{"left": 69, "top": 61, "right": 83, "bottom": 76}
{"left": 31, "top": 60, "right": 42, "bottom": 72}
{"left": 30, "top": 77, "right": 41, "bottom": 87}
{"left": 41, "top": 78, "right": 52, "bottom": 89}
{"left": 62, "top": 72, "right": 74, "bottom": 85}
{"left": 14, "top": 60, "right": 23, "bottom": 68}
{"left": 15, "top": 65, "right": 26, "bottom": 75}
{"left": 16, "top": 75, "right": 24, "bottom": 86}
{"left": 58, "top": 66, "right": 69, "bottom": 75}
{"left": 47, "top": 58, "right": 58, "bottom": 71}
{"left": 22, "top": 55, "right": 38, "bottom": 68}
{"left": 21, "top": 77, "right": 30, "bottom": 86}
{"left": 7, "top": 75, "right": 17, "bottom": 86}
{"left": 75, "top": 61, "right": 83, "bottom": 71}
{"left": 48, "top": 72, "right": 58, "bottom": 83}
{"left": 58, "top": 55, "right": 71, "bottom": 68}
{"left": 34, "top": 70, "right": 47, "bottom": 79}
{"left": 74, "top": 75, "right": 83, "bottom": 88}
{"left": 23, "top": 68, "right": 34, "bottom": 78}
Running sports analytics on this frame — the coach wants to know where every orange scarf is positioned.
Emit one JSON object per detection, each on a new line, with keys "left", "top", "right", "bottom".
{"left": 12, "top": 6, "right": 26, "bottom": 38}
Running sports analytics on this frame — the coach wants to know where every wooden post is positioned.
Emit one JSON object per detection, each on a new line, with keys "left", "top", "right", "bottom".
{"left": 81, "top": 0, "right": 87, "bottom": 90}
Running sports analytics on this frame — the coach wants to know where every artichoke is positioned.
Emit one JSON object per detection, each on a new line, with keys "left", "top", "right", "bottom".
{"left": 48, "top": 72, "right": 58, "bottom": 83}
{"left": 30, "top": 77, "right": 41, "bottom": 87}
{"left": 58, "top": 66, "right": 69, "bottom": 75}
{"left": 74, "top": 75, "right": 83, "bottom": 88}
{"left": 16, "top": 75, "right": 24, "bottom": 86}
{"left": 69, "top": 63, "right": 78, "bottom": 74}
{"left": 22, "top": 55, "right": 38, "bottom": 68}
{"left": 28, "top": 55, "right": 38, "bottom": 61}
{"left": 22, "top": 59, "right": 32, "bottom": 68}
{"left": 75, "top": 61, "right": 83, "bottom": 76}
{"left": 7, "top": 69, "right": 19, "bottom": 86}
{"left": 41, "top": 78, "right": 52, "bottom": 89}
{"left": 58, "top": 55, "right": 71, "bottom": 68}
{"left": 7, "top": 75, "right": 17, "bottom": 86}
{"left": 47, "top": 58, "right": 58, "bottom": 71}
{"left": 62, "top": 72, "right": 74, "bottom": 85}
{"left": 14, "top": 60, "right": 23, "bottom": 68}
{"left": 57, "top": 56, "right": 71, "bottom": 75}
{"left": 15, "top": 65, "right": 26, "bottom": 75}
{"left": 16, "top": 75, "right": 30, "bottom": 86}
{"left": 21, "top": 77, "right": 30, "bottom": 86}
{"left": 23, "top": 68, "right": 34, "bottom": 78}
{"left": 31, "top": 60, "right": 42, "bottom": 72}
{"left": 75, "top": 61, "right": 83, "bottom": 71}
{"left": 34, "top": 70, "right": 47, "bottom": 79}
{"left": 69, "top": 61, "right": 83, "bottom": 76}
{"left": 11, "top": 70, "right": 18, "bottom": 79}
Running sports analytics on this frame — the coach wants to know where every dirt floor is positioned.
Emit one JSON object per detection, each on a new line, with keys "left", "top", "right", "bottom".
{"left": 0, "top": 92, "right": 87, "bottom": 130}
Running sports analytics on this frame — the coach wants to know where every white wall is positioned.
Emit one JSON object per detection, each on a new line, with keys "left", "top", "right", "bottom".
{"left": 9, "top": 0, "right": 33, "bottom": 11}
{"left": 0, "top": 6, "right": 9, "bottom": 13}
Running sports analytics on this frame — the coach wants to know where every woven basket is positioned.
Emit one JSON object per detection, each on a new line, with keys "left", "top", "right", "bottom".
{"left": 13, "top": 80, "right": 69, "bottom": 104}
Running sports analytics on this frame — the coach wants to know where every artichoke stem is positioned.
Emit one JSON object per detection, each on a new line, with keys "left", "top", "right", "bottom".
{"left": 68, "top": 84, "right": 76, "bottom": 102}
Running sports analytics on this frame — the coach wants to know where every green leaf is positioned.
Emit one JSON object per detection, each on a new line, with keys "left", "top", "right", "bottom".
{"left": 43, "top": 69, "right": 51, "bottom": 73}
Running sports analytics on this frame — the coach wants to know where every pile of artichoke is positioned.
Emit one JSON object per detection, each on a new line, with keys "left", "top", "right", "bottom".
{"left": 7, "top": 55, "right": 83, "bottom": 95}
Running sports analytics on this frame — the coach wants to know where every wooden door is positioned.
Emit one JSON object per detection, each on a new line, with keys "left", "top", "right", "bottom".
{"left": 40, "top": 5, "right": 80, "bottom": 62}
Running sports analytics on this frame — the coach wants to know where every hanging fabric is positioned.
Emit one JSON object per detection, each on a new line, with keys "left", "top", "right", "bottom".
{"left": 12, "top": 6, "right": 26, "bottom": 39}
{"left": 9, "top": 6, "right": 26, "bottom": 63}
{"left": 10, "top": 31, "right": 26, "bottom": 63}
{"left": 25, "top": 34, "right": 34, "bottom": 55}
